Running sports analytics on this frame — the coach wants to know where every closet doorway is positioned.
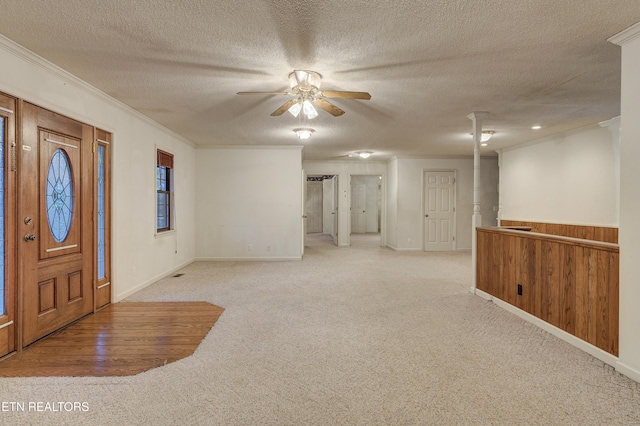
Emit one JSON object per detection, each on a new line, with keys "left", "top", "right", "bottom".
{"left": 305, "top": 175, "right": 338, "bottom": 246}
{"left": 350, "top": 175, "right": 382, "bottom": 246}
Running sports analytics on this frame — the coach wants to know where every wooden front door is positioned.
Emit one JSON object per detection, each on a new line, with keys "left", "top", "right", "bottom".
{"left": 20, "top": 103, "right": 94, "bottom": 346}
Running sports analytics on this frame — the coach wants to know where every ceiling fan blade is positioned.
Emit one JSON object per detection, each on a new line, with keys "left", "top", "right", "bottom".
{"left": 270, "top": 99, "right": 299, "bottom": 116}
{"left": 237, "top": 91, "right": 290, "bottom": 96}
{"left": 320, "top": 91, "right": 371, "bottom": 100}
{"left": 313, "top": 99, "right": 345, "bottom": 117}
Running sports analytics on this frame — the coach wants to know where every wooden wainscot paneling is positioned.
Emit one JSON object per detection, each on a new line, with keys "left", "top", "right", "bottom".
{"left": 499, "top": 220, "right": 618, "bottom": 244}
{"left": 477, "top": 227, "right": 619, "bottom": 356}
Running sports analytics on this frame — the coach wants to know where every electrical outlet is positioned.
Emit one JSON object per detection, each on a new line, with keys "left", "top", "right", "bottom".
{"left": 267, "top": 245, "right": 271, "bottom": 251}
{"left": 517, "top": 284, "right": 523, "bottom": 296}
{"left": 408, "top": 237, "right": 412, "bottom": 243}
{"left": 247, "top": 244, "right": 253, "bottom": 251}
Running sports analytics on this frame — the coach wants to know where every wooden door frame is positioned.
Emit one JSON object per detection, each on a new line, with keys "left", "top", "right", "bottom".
{"left": 422, "top": 169, "right": 457, "bottom": 252}
{"left": 0, "top": 93, "right": 18, "bottom": 359}
{"left": 0, "top": 95, "right": 113, "bottom": 356}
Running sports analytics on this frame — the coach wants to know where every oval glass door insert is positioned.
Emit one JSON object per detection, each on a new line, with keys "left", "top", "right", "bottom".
{"left": 46, "top": 148, "right": 74, "bottom": 242}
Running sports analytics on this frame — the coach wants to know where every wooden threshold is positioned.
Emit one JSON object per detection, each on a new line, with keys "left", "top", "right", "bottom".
{"left": 0, "top": 302, "right": 224, "bottom": 377}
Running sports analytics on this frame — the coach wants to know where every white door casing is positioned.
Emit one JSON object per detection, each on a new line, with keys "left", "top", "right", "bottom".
{"left": 331, "top": 176, "right": 338, "bottom": 245}
{"left": 424, "top": 170, "right": 456, "bottom": 251}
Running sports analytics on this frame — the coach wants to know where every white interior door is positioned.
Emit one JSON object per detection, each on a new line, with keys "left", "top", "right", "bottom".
{"left": 301, "top": 170, "right": 307, "bottom": 255}
{"left": 424, "top": 171, "right": 455, "bottom": 251}
{"left": 306, "top": 181, "right": 323, "bottom": 233}
{"left": 351, "top": 183, "right": 366, "bottom": 234}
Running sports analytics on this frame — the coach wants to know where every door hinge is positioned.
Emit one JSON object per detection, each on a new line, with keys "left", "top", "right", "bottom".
{"left": 453, "top": 177, "right": 455, "bottom": 183}
{"left": 453, "top": 236, "right": 455, "bottom": 241}
{"left": 453, "top": 206, "right": 455, "bottom": 212}
{"left": 92, "top": 142, "right": 96, "bottom": 153}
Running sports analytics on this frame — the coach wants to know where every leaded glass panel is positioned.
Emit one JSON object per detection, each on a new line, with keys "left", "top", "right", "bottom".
{"left": 46, "top": 149, "right": 74, "bottom": 243}
{"left": 97, "top": 145, "right": 106, "bottom": 280}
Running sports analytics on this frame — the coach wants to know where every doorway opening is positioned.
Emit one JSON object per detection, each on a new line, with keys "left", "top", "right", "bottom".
{"left": 350, "top": 175, "right": 383, "bottom": 247}
{"left": 305, "top": 175, "right": 338, "bottom": 247}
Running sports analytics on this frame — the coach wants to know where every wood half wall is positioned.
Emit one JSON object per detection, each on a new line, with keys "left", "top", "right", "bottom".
{"left": 477, "top": 227, "right": 619, "bottom": 356}
{"left": 499, "top": 220, "right": 618, "bottom": 244}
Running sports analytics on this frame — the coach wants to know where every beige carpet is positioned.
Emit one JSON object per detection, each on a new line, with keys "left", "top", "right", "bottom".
{"left": 1, "top": 233, "right": 640, "bottom": 425}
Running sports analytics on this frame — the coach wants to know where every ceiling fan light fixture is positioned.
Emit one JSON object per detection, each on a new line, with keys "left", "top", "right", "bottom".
{"left": 288, "top": 101, "right": 302, "bottom": 117}
{"left": 290, "top": 70, "right": 322, "bottom": 90}
{"left": 294, "top": 128, "right": 314, "bottom": 140}
{"left": 302, "top": 100, "right": 318, "bottom": 119}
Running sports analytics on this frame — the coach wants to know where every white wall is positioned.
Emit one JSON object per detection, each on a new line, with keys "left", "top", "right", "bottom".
{"left": 303, "top": 160, "right": 387, "bottom": 246}
{"left": 386, "top": 159, "right": 399, "bottom": 248}
{"left": 196, "top": 147, "right": 303, "bottom": 260}
{"left": 389, "top": 157, "right": 499, "bottom": 251}
{"left": 610, "top": 22, "right": 640, "bottom": 383}
{"left": 499, "top": 124, "right": 619, "bottom": 226}
{"left": 0, "top": 36, "right": 197, "bottom": 302}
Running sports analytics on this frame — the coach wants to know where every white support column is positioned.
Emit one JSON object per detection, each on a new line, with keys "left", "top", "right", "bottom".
{"left": 496, "top": 148, "right": 503, "bottom": 226}
{"left": 467, "top": 111, "right": 488, "bottom": 294}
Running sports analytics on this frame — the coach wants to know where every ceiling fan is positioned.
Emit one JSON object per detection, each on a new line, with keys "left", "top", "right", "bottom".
{"left": 237, "top": 70, "right": 371, "bottom": 118}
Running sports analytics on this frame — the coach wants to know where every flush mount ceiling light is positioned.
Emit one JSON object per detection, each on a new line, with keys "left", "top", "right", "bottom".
{"left": 481, "top": 130, "right": 495, "bottom": 142}
{"left": 470, "top": 130, "right": 495, "bottom": 145}
{"left": 294, "top": 128, "right": 314, "bottom": 140}
{"left": 532, "top": 125, "right": 542, "bottom": 130}
{"left": 358, "top": 151, "right": 373, "bottom": 159}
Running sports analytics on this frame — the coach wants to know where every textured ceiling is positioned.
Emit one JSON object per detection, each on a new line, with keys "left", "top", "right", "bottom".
{"left": 1, "top": 0, "right": 639, "bottom": 160}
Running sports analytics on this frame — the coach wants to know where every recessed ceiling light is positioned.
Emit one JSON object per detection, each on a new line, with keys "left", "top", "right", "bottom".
{"left": 532, "top": 125, "right": 542, "bottom": 130}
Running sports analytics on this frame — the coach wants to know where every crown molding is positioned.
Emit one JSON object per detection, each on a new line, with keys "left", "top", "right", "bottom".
{"left": 0, "top": 34, "right": 195, "bottom": 148}
{"left": 608, "top": 22, "right": 640, "bottom": 46}
{"left": 196, "top": 145, "right": 303, "bottom": 151}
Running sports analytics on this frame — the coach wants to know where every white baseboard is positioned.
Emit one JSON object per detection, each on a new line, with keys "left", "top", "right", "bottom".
{"left": 387, "top": 246, "right": 422, "bottom": 252}
{"left": 115, "top": 259, "right": 195, "bottom": 302}
{"left": 474, "top": 289, "right": 619, "bottom": 369}
{"left": 194, "top": 256, "right": 301, "bottom": 262}
{"left": 616, "top": 361, "right": 640, "bottom": 384}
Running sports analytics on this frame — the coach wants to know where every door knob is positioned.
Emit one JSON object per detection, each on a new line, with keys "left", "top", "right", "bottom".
{"left": 425, "top": 214, "right": 429, "bottom": 218}
{"left": 24, "top": 234, "right": 36, "bottom": 241}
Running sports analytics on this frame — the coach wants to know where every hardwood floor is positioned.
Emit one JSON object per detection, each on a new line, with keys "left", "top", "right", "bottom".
{"left": 0, "top": 302, "right": 224, "bottom": 377}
